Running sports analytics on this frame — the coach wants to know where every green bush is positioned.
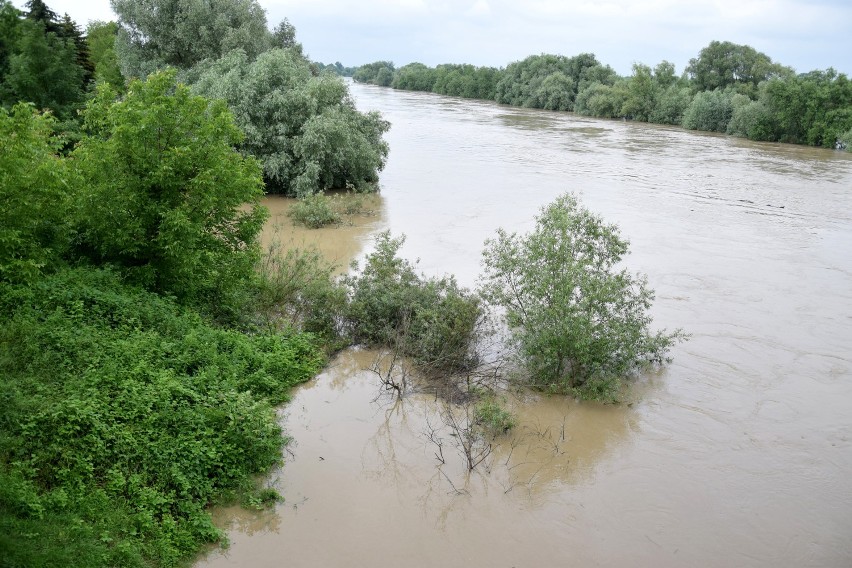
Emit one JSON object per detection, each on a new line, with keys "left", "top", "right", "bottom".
{"left": 474, "top": 398, "right": 515, "bottom": 435}
{"left": 0, "top": 267, "right": 324, "bottom": 567}
{"left": 346, "top": 232, "right": 482, "bottom": 373}
{"left": 288, "top": 192, "right": 341, "bottom": 228}
{"left": 480, "top": 194, "right": 685, "bottom": 401}
{"left": 255, "top": 245, "right": 348, "bottom": 347}
{"left": 682, "top": 89, "right": 736, "bottom": 132}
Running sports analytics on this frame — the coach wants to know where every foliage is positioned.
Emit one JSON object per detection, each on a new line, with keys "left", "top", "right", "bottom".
{"left": 480, "top": 194, "right": 684, "bottom": 401}
{"left": 0, "top": 103, "right": 72, "bottom": 284}
{"left": 474, "top": 398, "right": 515, "bottom": 435}
{"left": 254, "top": 245, "right": 348, "bottom": 346}
{"left": 494, "top": 52, "right": 601, "bottom": 111}
{"left": 353, "top": 61, "right": 395, "bottom": 86}
{"left": 681, "top": 89, "right": 736, "bottom": 132}
{"left": 111, "top": 0, "right": 274, "bottom": 78}
{"left": 1, "top": 17, "right": 85, "bottom": 120}
{"left": 72, "top": 70, "right": 267, "bottom": 319}
{"left": 686, "top": 40, "right": 792, "bottom": 97}
{"left": 288, "top": 192, "right": 342, "bottom": 228}
{"left": 393, "top": 62, "right": 437, "bottom": 91}
{"left": 346, "top": 232, "right": 482, "bottom": 373}
{"left": 0, "top": 267, "right": 324, "bottom": 567}
{"left": 574, "top": 80, "right": 627, "bottom": 118}
{"left": 757, "top": 69, "right": 852, "bottom": 147}
{"left": 191, "top": 48, "right": 390, "bottom": 196}
{"left": 314, "top": 60, "right": 356, "bottom": 77}
{"left": 86, "top": 20, "right": 126, "bottom": 91}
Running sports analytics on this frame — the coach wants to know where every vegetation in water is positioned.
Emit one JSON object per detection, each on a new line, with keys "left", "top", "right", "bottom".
{"left": 480, "top": 194, "right": 686, "bottom": 402}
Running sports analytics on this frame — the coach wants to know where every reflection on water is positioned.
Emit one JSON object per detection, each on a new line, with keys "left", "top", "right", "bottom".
{"left": 199, "top": 83, "right": 852, "bottom": 567}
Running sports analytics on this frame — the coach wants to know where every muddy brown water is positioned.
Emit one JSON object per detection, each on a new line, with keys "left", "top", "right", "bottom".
{"left": 198, "top": 83, "right": 852, "bottom": 567}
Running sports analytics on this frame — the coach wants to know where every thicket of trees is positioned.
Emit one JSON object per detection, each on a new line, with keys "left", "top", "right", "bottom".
{"left": 355, "top": 41, "right": 852, "bottom": 150}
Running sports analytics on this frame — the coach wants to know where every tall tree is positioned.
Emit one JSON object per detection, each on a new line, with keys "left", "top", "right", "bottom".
{"left": 111, "top": 0, "right": 273, "bottom": 78}
{"left": 687, "top": 40, "right": 792, "bottom": 96}
{"left": 3, "top": 18, "right": 85, "bottom": 119}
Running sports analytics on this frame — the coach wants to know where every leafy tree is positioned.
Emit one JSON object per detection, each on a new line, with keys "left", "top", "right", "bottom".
{"left": 0, "top": 103, "right": 73, "bottom": 283}
{"left": 353, "top": 60, "right": 395, "bottom": 85}
{"left": 86, "top": 20, "right": 126, "bottom": 91}
{"left": 393, "top": 62, "right": 437, "bottom": 91}
{"left": 2, "top": 18, "right": 85, "bottom": 120}
{"left": 480, "top": 194, "right": 683, "bottom": 401}
{"left": 111, "top": 0, "right": 273, "bottom": 78}
{"left": 574, "top": 80, "right": 627, "bottom": 118}
{"left": 687, "top": 40, "right": 791, "bottom": 97}
{"left": 72, "top": 70, "right": 267, "bottom": 317}
{"left": 346, "top": 232, "right": 482, "bottom": 373}
{"left": 191, "top": 48, "right": 389, "bottom": 196}
{"left": 494, "top": 52, "right": 600, "bottom": 111}
{"left": 758, "top": 68, "right": 852, "bottom": 147}
{"left": 681, "top": 88, "right": 736, "bottom": 132}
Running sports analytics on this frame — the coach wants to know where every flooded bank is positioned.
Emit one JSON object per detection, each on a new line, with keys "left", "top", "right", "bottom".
{"left": 199, "top": 83, "right": 852, "bottom": 567}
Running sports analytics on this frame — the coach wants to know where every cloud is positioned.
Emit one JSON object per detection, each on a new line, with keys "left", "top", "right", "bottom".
{"left": 466, "top": 0, "right": 491, "bottom": 17}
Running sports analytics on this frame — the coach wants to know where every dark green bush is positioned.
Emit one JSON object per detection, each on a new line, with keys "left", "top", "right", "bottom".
{"left": 0, "top": 267, "right": 324, "bottom": 567}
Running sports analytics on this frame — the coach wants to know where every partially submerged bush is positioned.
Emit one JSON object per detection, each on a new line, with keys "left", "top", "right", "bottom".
{"left": 480, "top": 193, "right": 685, "bottom": 401}
{"left": 288, "top": 192, "right": 341, "bottom": 228}
{"left": 346, "top": 232, "right": 482, "bottom": 374}
{"left": 254, "top": 244, "right": 347, "bottom": 348}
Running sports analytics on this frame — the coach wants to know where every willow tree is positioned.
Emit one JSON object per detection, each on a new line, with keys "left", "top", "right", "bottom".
{"left": 480, "top": 194, "right": 684, "bottom": 401}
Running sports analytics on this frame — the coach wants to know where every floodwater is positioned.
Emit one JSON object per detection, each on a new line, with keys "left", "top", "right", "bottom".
{"left": 198, "top": 83, "right": 852, "bottom": 567}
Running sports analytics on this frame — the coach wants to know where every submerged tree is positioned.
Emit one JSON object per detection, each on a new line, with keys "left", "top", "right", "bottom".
{"left": 480, "top": 194, "right": 684, "bottom": 401}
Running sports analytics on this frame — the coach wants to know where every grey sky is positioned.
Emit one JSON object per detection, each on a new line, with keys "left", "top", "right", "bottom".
{"left": 16, "top": 0, "right": 852, "bottom": 76}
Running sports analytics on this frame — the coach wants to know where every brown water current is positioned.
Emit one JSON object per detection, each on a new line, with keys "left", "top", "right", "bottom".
{"left": 198, "top": 83, "right": 852, "bottom": 567}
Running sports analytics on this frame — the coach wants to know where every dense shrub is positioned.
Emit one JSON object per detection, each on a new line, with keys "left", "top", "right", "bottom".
{"left": 682, "top": 89, "right": 736, "bottom": 132}
{"left": 0, "top": 267, "right": 324, "bottom": 567}
{"left": 346, "top": 232, "right": 482, "bottom": 373}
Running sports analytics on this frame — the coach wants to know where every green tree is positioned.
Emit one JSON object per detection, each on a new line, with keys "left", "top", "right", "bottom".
{"left": 687, "top": 40, "right": 791, "bottom": 97}
{"left": 681, "top": 89, "right": 736, "bottom": 132}
{"left": 72, "top": 70, "right": 267, "bottom": 316}
{"left": 353, "top": 60, "right": 395, "bottom": 85}
{"left": 2, "top": 18, "right": 85, "bottom": 120}
{"left": 0, "top": 103, "right": 73, "bottom": 283}
{"left": 480, "top": 194, "right": 683, "bottom": 401}
{"left": 110, "top": 0, "right": 273, "bottom": 78}
{"left": 191, "top": 48, "right": 389, "bottom": 196}
{"left": 86, "top": 20, "right": 126, "bottom": 91}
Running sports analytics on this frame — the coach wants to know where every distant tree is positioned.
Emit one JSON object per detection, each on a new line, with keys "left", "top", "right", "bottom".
{"left": 758, "top": 68, "right": 852, "bottom": 147}
{"left": 681, "top": 89, "right": 736, "bottom": 132}
{"left": 86, "top": 20, "right": 125, "bottom": 91}
{"left": 72, "top": 71, "right": 267, "bottom": 315}
{"left": 110, "top": 0, "right": 273, "bottom": 77}
{"left": 480, "top": 193, "right": 684, "bottom": 401}
{"left": 353, "top": 60, "right": 395, "bottom": 85}
{"left": 393, "top": 62, "right": 437, "bottom": 91}
{"left": 687, "top": 40, "right": 792, "bottom": 97}
{"left": 494, "top": 53, "right": 600, "bottom": 111}
{"left": 3, "top": 18, "right": 85, "bottom": 119}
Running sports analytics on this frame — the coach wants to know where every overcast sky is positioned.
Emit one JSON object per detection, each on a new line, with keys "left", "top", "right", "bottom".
{"left": 16, "top": 0, "right": 852, "bottom": 76}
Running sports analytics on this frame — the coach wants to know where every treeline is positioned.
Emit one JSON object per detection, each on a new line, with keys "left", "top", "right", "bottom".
{"left": 354, "top": 41, "right": 852, "bottom": 150}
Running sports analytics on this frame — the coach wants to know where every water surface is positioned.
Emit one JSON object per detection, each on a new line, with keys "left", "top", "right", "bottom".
{"left": 199, "top": 83, "right": 852, "bottom": 567}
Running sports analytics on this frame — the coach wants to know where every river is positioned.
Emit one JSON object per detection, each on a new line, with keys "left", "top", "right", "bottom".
{"left": 198, "top": 83, "right": 852, "bottom": 567}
